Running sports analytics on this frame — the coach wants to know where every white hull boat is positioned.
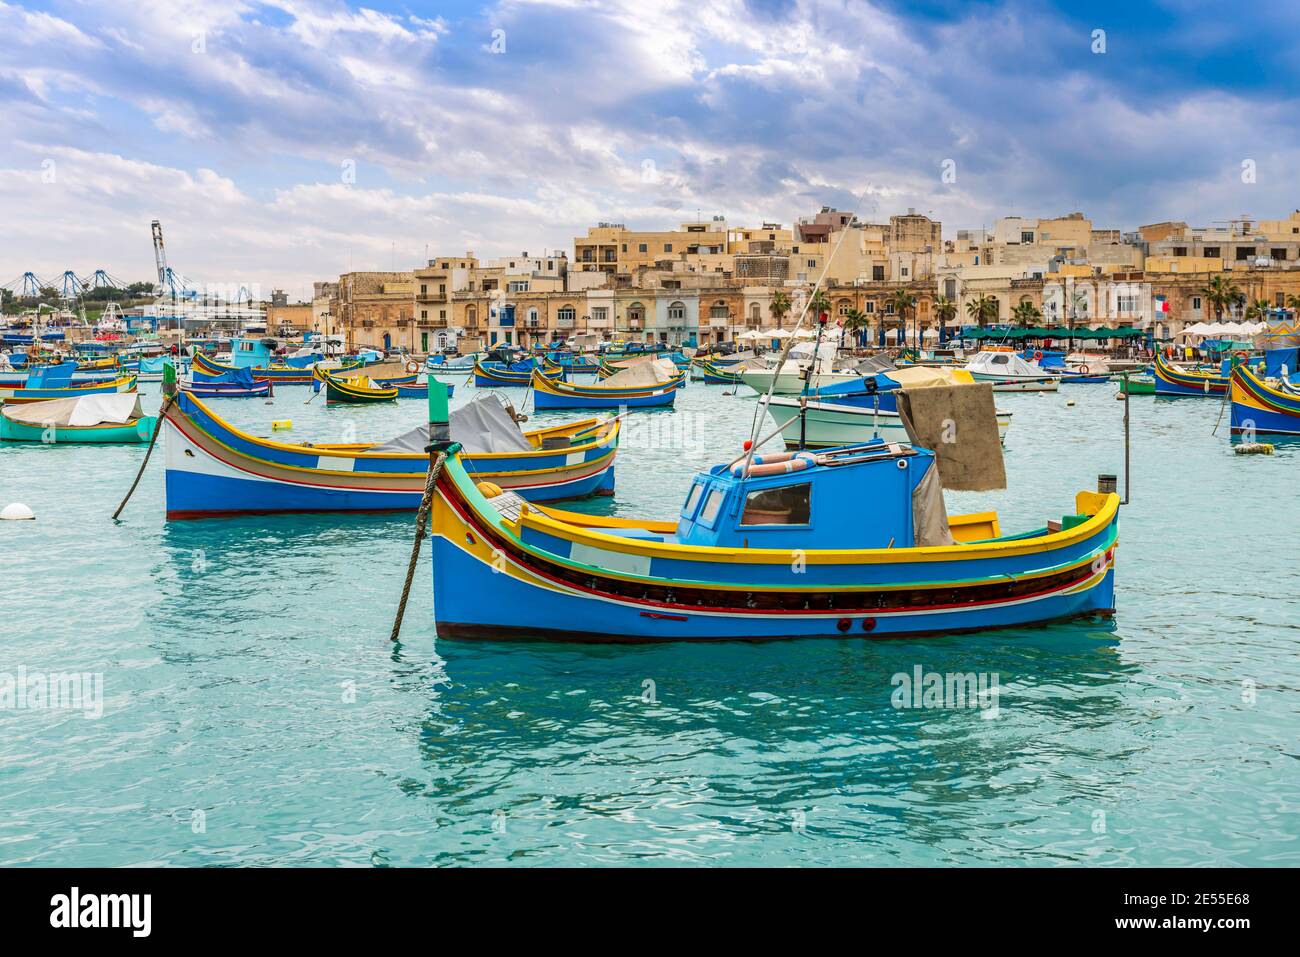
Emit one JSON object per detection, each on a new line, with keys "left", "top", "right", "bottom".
{"left": 770, "top": 397, "right": 1012, "bottom": 448}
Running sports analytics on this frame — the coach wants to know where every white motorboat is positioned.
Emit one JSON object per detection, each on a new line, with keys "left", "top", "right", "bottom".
{"left": 964, "top": 349, "right": 1061, "bottom": 392}
{"left": 770, "top": 396, "right": 1012, "bottom": 448}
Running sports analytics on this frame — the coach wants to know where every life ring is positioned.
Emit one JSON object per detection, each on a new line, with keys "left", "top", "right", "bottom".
{"left": 1078, "top": 364, "right": 1089, "bottom": 375}
{"left": 405, "top": 359, "right": 420, "bottom": 374}
{"left": 1033, "top": 350, "right": 1043, "bottom": 360}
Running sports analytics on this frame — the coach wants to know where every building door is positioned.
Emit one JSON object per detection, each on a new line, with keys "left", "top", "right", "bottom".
{"left": 383, "top": 333, "right": 391, "bottom": 350}
{"left": 421, "top": 332, "right": 428, "bottom": 352}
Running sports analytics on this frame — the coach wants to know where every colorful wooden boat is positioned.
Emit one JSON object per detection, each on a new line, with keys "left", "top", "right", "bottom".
{"left": 1, "top": 394, "right": 155, "bottom": 443}
{"left": 531, "top": 368, "right": 683, "bottom": 410}
{"left": 184, "top": 366, "right": 274, "bottom": 398}
{"left": 473, "top": 358, "right": 564, "bottom": 388}
{"left": 394, "top": 381, "right": 455, "bottom": 399}
{"left": 1152, "top": 352, "right": 1230, "bottom": 396}
{"left": 696, "top": 360, "right": 744, "bottom": 385}
{"left": 425, "top": 440, "right": 1119, "bottom": 642}
{"left": 314, "top": 367, "right": 398, "bottom": 403}
{"left": 162, "top": 392, "right": 620, "bottom": 518}
{"left": 0, "top": 373, "right": 137, "bottom": 404}
{"left": 193, "top": 351, "right": 333, "bottom": 384}
{"left": 1230, "top": 364, "right": 1300, "bottom": 436}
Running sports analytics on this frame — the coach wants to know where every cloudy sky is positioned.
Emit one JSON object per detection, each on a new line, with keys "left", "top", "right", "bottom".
{"left": 0, "top": 0, "right": 1295, "bottom": 297}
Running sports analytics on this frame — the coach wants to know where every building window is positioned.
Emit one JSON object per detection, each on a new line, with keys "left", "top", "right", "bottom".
{"left": 668, "top": 301, "right": 685, "bottom": 321}
{"left": 865, "top": 302, "right": 875, "bottom": 313}
{"left": 1192, "top": 296, "right": 1202, "bottom": 310}
{"left": 1272, "top": 248, "right": 1287, "bottom": 261}
{"left": 872, "top": 265, "right": 885, "bottom": 281}
{"left": 1235, "top": 247, "right": 1252, "bottom": 260}
{"left": 420, "top": 284, "right": 427, "bottom": 294}
{"left": 439, "top": 309, "right": 446, "bottom": 319}
{"left": 1020, "top": 231, "right": 1034, "bottom": 244}
{"left": 438, "top": 284, "right": 445, "bottom": 294}
{"left": 664, "top": 243, "right": 673, "bottom": 253}
{"left": 901, "top": 267, "right": 909, "bottom": 277}
{"left": 421, "top": 310, "right": 427, "bottom": 320}
{"left": 558, "top": 306, "right": 576, "bottom": 323}
{"left": 837, "top": 300, "right": 850, "bottom": 316}
{"left": 710, "top": 304, "right": 728, "bottom": 319}
{"left": 1117, "top": 295, "right": 1138, "bottom": 312}
{"left": 807, "top": 259, "right": 816, "bottom": 268}
{"left": 1204, "top": 246, "right": 1220, "bottom": 258}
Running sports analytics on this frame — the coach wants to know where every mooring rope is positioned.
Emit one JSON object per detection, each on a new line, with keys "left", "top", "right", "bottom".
{"left": 112, "top": 393, "right": 175, "bottom": 521}
{"left": 389, "top": 450, "right": 447, "bottom": 642}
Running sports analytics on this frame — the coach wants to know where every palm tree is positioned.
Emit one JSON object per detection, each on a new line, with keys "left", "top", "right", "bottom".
{"left": 1244, "top": 298, "right": 1272, "bottom": 321}
{"left": 933, "top": 295, "right": 956, "bottom": 343}
{"left": 769, "top": 291, "right": 791, "bottom": 327}
{"left": 1285, "top": 293, "right": 1300, "bottom": 316}
{"left": 965, "top": 294, "right": 997, "bottom": 328}
{"left": 841, "top": 307, "right": 869, "bottom": 346}
{"left": 808, "top": 289, "right": 831, "bottom": 326}
{"left": 887, "top": 288, "right": 918, "bottom": 347}
{"left": 1011, "top": 301, "right": 1042, "bottom": 327}
{"left": 1199, "top": 275, "right": 1239, "bottom": 322}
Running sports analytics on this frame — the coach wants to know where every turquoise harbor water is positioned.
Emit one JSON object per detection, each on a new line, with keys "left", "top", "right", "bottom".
{"left": 1, "top": 377, "right": 1297, "bottom": 867}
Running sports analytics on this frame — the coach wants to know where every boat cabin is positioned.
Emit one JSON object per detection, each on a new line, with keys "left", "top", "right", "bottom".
{"left": 230, "top": 337, "right": 277, "bottom": 370}
{"left": 675, "top": 440, "right": 946, "bottom": 550}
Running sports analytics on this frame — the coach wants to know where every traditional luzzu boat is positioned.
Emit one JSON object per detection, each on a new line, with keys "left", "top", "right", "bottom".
{"left": 768, "top": 367, "right": 1013, "bottom": 449}
{"left": 1, "top": 393, "right": 155, "bottom": 443}
{"left": 695, "top": 359, "right": 745, "bottom": 385}
{"left": 1230, "top": 364, "right": 1300, "bottom": 436}
{"left": 531, "top": 358, "right": 684, "bottom": 410}
{"left": 161, "top": 392, "right": 621, "bottom": 518}
{"left": 0, "top": 363, "right": 138, "bottom": 404}
{"left": 394, "top": 379, "right": 455, "bottom": 399}
{"left": 183, "top": 365, "right": 274, "bottom": 398}
{"left": 314, "top": 367, "right": 398, "bottom": 404}
{"left": 473, "top": 357, "right": 564, "bottom": 388}
{"left": 426, "top": 435, "right": 1119, "bottom": 642}
{"left": 190, "top": 348, "right": 349, "bottom": 384}
{"left": 1152, "top": 352, "right": 1231, "bottom": 396}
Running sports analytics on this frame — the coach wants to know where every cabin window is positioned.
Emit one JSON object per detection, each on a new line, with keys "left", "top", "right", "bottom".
{"left": 682, "top": 482, "right": 705, "bottom": 518}
{"left": 991, "top": 354, "right": 1008, "bottom": 364}
{"left": 740, "top": 483, "right": 811, "bottom": 526}
{"left": 699, "top": 488, "right": 727, "bottom": 526}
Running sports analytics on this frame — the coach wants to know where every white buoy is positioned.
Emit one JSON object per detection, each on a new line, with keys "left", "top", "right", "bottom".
{"left": 1066, "top": 399, "right": 1075, "bottom": 407}
{"left": 1, "top": 503, "right": 35, "bottom": 521}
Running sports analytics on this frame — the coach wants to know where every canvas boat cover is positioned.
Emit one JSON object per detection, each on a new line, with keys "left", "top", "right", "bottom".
{"left": 852, "top": 354, "right": 896, "bottom": 375}
{"left": 602, "top": 358, "right": 677, "bottom": 389}
{"left": 965, "top": 351, "right": 1052, "bottom": 378}
{"left": 895, "top": 383, "right": 1006, "bottom": 492}
{"left": 368, "top": 394, "right": 534, "bottom": 455}
{"left": 192, "top": 366, "right": 256, "bottom": 387}
{"left": 884, "top": 366, "right": 975, "bottom": 389}
{"left": 2, "top": 393, "right": 144, "bottom": 427}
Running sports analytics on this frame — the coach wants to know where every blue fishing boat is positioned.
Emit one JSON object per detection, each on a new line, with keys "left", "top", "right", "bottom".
{"left": 0, "top": 362, "right": 137, "bottom": 404}
{"left": 184, "top": 365, "right": 274, "bottom": 398}
{"left": 161, "top": 392, "right": 620, "bottom": 518}
{"left": 394, "top": 380, "right": 455, "bottom": 399}
{"left": 426, "top": 437, "right": 1119, "bottom": 642}
{"left": 1153, "top": 352, "right": 1232, "bottom": 396}
{"left": 473, "top": 357, "right": 564, "bottom": 388}
{"left": 1230, "top": 363, "right": 1300, "bottom": 436}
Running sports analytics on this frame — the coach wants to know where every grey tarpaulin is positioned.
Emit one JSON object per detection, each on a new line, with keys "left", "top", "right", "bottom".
{"left": 911, "top": 460, "right": 954, "bottom": 546}
{"left": 368, "top": 394, "right": 534, "bottom": 454}
{"left": 895, "top": 382, "right": 1006, "bottom": 491}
